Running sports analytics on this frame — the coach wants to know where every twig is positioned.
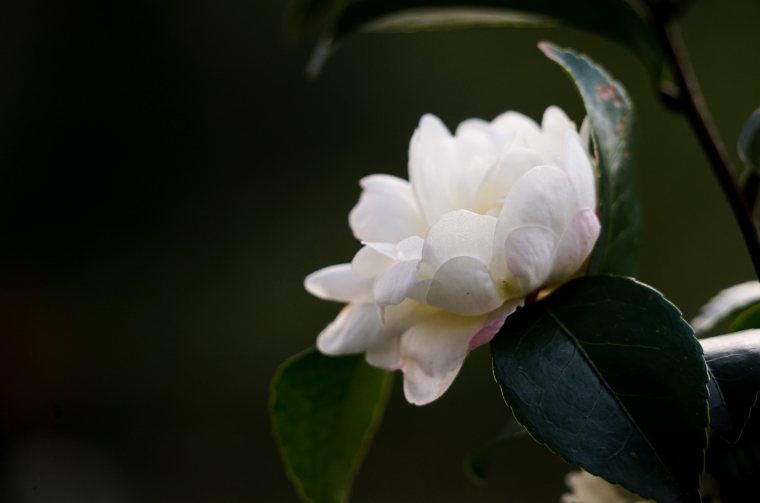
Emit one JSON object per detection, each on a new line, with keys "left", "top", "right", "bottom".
{"left": 647, "top": 2, "right": 760, "bottom": 280}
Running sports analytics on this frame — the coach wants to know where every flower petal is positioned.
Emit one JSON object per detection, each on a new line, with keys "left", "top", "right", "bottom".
{"left": 400, "top": 312, "right": 486, "bottom": 405}
{"left": 317, "top": 303, "right": 387, "bottom": 354}
{"left": 397, "top": 235, "right": 424, "bottom": 260}
{"left": 425, "top": 256, "right": 503, "bottom": 316}
{"left": 421, "top": 210, "right": 498, "bottom": 273}
{"left": 541, "top": 105, "right": 575, "bottom": 156}
{"left": 480, "top": 148, "right": 545, "bottom": 208}
{"left": 490, "top": 110, "right": 541, "bottom": 136}
{"left": 366, "top": 334, "right": 402, "bottom": 371}
{"left": 545, "top": 209, "right": 601, "bottom": 286}
{"left": 491, "top": 166, "right": 574, "bottom": 280}
{"left": 351, "top": 243, "right": 396, "bottom": 279}
{"left": 305, "top": 264, "right": 374, "bottom": 303}
{"left": 373, "top": 259, "right": 420, "bottom": 308}
{"left": 564, "top": 131, "right": 597, "bottom": 210}
{"left": 505, "top": 225, "right": 558, "bottom": 294}
{"left": 349, "top": 174, "right": 427, "bottom": 243}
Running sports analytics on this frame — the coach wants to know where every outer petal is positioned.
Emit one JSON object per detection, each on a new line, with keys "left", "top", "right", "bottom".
{"left": 564, "top": 131, "right": 597, "bottom": 210}
{"left": 373, "top": 259, "right": 420, "bottom": 308}
{"left": 400, "top": 311, "right": 486, "bottom": 405}
{"left": 305, "top": 264, "right": 374, "bottom": 303}
{"left": 421, "top": 210, "right": 497, "bottom": 273}
{"left": 425, "top": 256, "right": 503, "bottom": 316}
{"left": 397, "top": 235, "right": 424, "bottom": 260}
{"left": 542, "top": 105, "right": 575, "bottom": 156}
{"left": 351, "top": 243, "right": 396, "bottom": 279}
{"left": 505, "top": 225, "right": 558, "bottom": 294}
{"left": 349, "top": 174, "right": 427, "bottom": 243}
{"left": 317, "top": 303, "right": 387, "bottom": 354}
{"left": 545, "top": 209, "right": 600, "bottom": 286}
{"left": 490, "top": 110, "right": 541, "bottom": 136}
{"left": 366, "top": 334, "right": 402, "bottom": 371}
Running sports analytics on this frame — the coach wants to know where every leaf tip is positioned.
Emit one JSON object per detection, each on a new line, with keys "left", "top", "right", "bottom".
{"left": 537, "top": 41, "right": 558, "bottom": 61}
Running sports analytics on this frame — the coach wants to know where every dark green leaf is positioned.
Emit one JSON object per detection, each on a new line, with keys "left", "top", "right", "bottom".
{"left": 706, "top": 406, "right": 760, "bottom": 503}
{"left": 490, "top": 275, "right": 709, "bottom": 503}
{"left": 730, "top": 301, "right": 760, "bottom": 333}
{"left": 464, "top": 416, "right": 527, "bottom": 484}
{"left": 296, "top": 0, "right": 669, "bottom": 80}
{"left": 690, "top": 281, "right": 760, "bottom": 337}
{"left": 739, "top": 107, "right": 760, "bottom": 171}
{"left": 702, "top": 330, "right": 760, "bottom": 443}
{"left": 541, "top": 44, "right": 642, "bottom": 277}
{"left": 270, "top": 348, "right": 393, "bottom": 503}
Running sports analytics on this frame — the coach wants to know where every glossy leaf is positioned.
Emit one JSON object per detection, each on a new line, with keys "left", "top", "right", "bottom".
{"left": 691, "top": 281, "right": 760, "bottom": 337}
{"left": 739, "top": 107, "right": 760, "bottom": 171}
{"left": 270, "top": 348, "right": 393, "bottom": 503}
{"left": 541, "top": 44, "right": 642, "bottom": 277}
{"left": 702, "top": 330, "right": 760, "bottom": 443}
{"left": 491, "top": 275, "right": 709, "bottom": 503}
{"left": 294, "top": 0, "right": 669, "bottom": 80}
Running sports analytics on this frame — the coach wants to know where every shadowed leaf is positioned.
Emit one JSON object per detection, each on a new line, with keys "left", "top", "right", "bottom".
{"left": 491, "top": 275, "right": 708, "bottom": 503}
{"left": 270, "top": 348, "right": 393, "bottom": 503}
{"left": 739, "top": 107, "right": 760, "bottom": 171}
{"left": 690, "top": 281, "right": 760, "bottom": 337}
{"left": 541, "top": 44, "right": 641, "bottom": 277}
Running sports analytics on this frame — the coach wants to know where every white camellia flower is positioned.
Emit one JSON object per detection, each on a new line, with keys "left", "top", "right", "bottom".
{"left": 305, "top": 106, "right": 600, "bottom": 405}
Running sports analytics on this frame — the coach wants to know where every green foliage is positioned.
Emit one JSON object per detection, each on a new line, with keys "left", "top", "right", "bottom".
{"left": 702, "top": 331, "right": 760, "bottom": 443}
{"left": 739, "top": 107, "right": 760, "bottom": 171}
{"left": 541, "top": 43, "right": 642, "bottom": 277}
{"left": 691, "top": 281, "right": 760, "bottom": 337}
{"left": 706, "top": 409, "right": 760, "bottom": 503}
{"left": 270, "top": 348, "right": 393, "bottom": 503}
{"left": 490, "top": 276, "right": 709, "bottom": 503}
{"left": 291, "top": 0, "right": 670, "bottom": 80}
{"left": 730, "top": 302, "right": 760, "bottom": 333}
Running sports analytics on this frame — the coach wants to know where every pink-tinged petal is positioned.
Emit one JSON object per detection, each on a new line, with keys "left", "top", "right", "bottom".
{"left": 366, "top": 335, "right": 403, "bottom": 371}
{"left": 564, "top": 131, "right": 597, "bottom": 211}
{"left": 349, "top": 174, "right": 427, "bottom": 244}
{"left": 400, "top": 312, "right": 486, "bottom": 405}
{"left": 504, "top": 225, "right": 558, "bottom": 294}
{"left": 422, "top": 210, "right": 498, "bottom": 271}
{"left": 545, "top": 209, "right": 601, "bottom": 286}
{"left": 425, "top": 256, "right": 503, "bottom": 316}
{"left": 317, "top": 303, "right": 388, "bottom": 354}
{"left": 373, "top": 259, "right": 420, "bottom": 308}
{"left": 305, "top": 264, "right": 374, "bottom": 303}
{"left": 469, "top": 317, "right": 506, "bottom": 350}
{"left": 351, "top": 243, "right": 396, "bottom": 280}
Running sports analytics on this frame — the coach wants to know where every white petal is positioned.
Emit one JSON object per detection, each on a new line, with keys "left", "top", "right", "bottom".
{"left": 505, "top": 225, "right": 558, "bottom": 293}
{"left": 410, "top": 154, "right": 455, "bottom": 225}
{"left": 382, "top": 297, "right": 438, "bottom": 331}
{"left": 480, "top": 148, "right": 545, "bottom": 207}
{"left": 305, "top": 264, "right": 374, "bottom": 303}
{"left": 545, "top": 209, "right": 600, "bottom": 286}
{"left": 317, "top": 303, "right": 387, "bottom": 354}
{"left": 542, "top": 105, "right": 575, "bottom": 155}
{"left": 491, "top": 166, "right": 574, "bottom": 280}
{"left": 490, "top": 110, "right": 541, "bottom": 136}
{"left": 422, "top": 210, "right": 498, "bottom": 272}
{"left": 373, "top": 259, "right": 420, "bottom": 308}
{"left": 425, "top": 256, "right": 503, "bottom": 316}
{"left": 349, "top": 174, "right": 427, "bottom": 244}
{"left": 366, "top": 335, "right": 402, "bottom": 371}
{"left": 564, "top": 131, "right": 597, "bottom": 210}
{"left": 400, "top": 312, "right": 486, "bottom": 405}
{"left": 351, "top": 243, "right": 396, "bottom": 279}
{"left": 397, "top": 235, "right": 424, "bottom": 260}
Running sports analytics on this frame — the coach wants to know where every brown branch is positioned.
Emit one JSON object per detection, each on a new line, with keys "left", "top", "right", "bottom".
{"left": 647, "top": 3, "right": 760, "bottom": 280}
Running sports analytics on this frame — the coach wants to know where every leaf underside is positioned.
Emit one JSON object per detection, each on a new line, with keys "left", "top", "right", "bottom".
{"left": 270, "top": 348, "right": 393, "bottom": 503}
{"left": 491, "top": 276, "right": 709, "bottom": 503}
{"left": 291, "top": 0, "right": 669, "bottom": 80}
{"left": 541, "top": 43, "right": 642, "bottom": 277}
{"left": 702, "top": 330, "right": 760, "bottom": 443}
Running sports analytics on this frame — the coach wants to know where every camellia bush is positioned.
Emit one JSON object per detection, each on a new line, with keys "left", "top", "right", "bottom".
{"left": 270, "top": 1, "right": 760, "bottom": 502}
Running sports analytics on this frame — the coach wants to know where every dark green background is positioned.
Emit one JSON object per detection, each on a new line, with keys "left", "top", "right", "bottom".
{"left": 0, "top": 1, "right": 757, "bottom": 501}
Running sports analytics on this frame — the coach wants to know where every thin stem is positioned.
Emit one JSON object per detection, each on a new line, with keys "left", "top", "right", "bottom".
{"left": 647, "top": 5, "right": 760, "bottom": 280}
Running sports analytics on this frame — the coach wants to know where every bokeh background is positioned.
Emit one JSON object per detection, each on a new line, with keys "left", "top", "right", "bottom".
{"left": 0, "top": 1, "right": 758, "bottom": 501}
